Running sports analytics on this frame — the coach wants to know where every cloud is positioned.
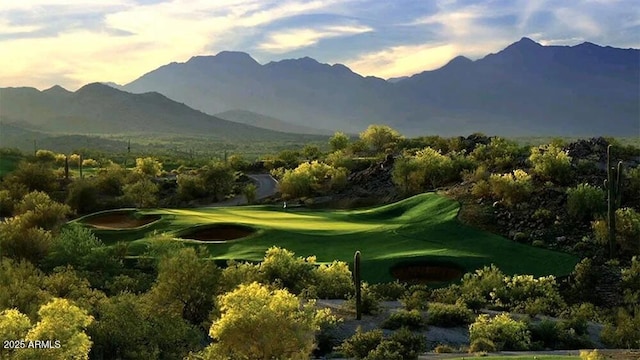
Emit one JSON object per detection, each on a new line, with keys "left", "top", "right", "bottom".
{"left": 344, "top": 43, "right": 457, "bottom": 79}
{"left": 258, "top": 24, "right": 373, "bottom": 53}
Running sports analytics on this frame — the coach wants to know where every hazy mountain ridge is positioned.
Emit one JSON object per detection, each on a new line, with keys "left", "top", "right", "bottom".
{"left": 122, "top": 38, "right": 639, "bottom": 136}
{"left": 0, "top": 83, "right": 326, "bottom": 142}
{"left": 215, "top": 109, "right": 332, "bottom": 135}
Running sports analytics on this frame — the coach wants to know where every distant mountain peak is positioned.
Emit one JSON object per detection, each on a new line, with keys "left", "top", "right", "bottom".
{"left": 446, "top": 55, "right": 473, "bottom": 66}
{"left": 75, "top": 82, "right": 122, "bottom": 96}
{"left": 505, "top": 37, "right": 543, "bottom": 51}
{"left": 188, "top": 51, "right": 259, "bottom": 67}
{"left": 43, "top": 85, "right": 71, "bottom": 94}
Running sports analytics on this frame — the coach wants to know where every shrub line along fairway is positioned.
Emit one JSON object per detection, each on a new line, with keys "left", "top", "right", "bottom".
{"left": 73, "top": 193, "right": 579, "bottom": 283}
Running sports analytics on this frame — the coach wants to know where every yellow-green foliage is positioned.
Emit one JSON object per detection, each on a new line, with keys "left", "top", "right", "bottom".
{"left": 566, "top": 183, "right": 606, "bottom": 221}
{"left": 329, "top": 131, "right": 350, "bottom": 152}
{"left": 134, "top": 157, "right": 162, "bottom": 177}
{"left": 528, "top": 144, "right": 572, "bottom": 183}
{"left": 469, "top": 313, "right": 530, "bottom": 351}
{"left": 592, "top": 207, "right": 640, "bottom": 255}
{"left": 312, "top": 260, "right": 353, "bottom": 299}
{"left": 2, "top": 298, "right": 94, "bottom": 360}
{"left": 35, "top": 149, "right": 57, "bottom": 163}
{"left": 470, "top": 137, "right": 522, "bottom": 171}
{"left": 360, "top": 124, "right": 404, "bottom": 153}
{"left": 278, "top": 161, "right": 347, "bottom": 199}
{"left": 580, "top": 349, "right": 605, "bottom": 360}
{"left": 207, "top": 282, "right": 328, "bottom": 359}
{"left": 488, "top": 169, "right": 533, "bottom": 206}
{"left": 123, "top": 178, "right": 159, "bottom": 208}
{"left": 600, "top": 306, "right": 640, "bottom": 349}
{"left": 81, "top": 158, "right": 98, "bottom": 168}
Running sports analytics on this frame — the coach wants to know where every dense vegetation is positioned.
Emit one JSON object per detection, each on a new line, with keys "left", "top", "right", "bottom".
{"left": 0, "top": 126, "right": 638, "bottom": 358}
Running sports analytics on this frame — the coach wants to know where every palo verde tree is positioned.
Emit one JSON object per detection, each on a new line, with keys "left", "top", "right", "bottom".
{"left": 359, "top": 125, "right": 403, "bottom": 154}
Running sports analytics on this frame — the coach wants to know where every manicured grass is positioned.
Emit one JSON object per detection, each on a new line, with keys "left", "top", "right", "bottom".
{"left": 0, "top": 155, "right": 21, "bottom": 177}
{"left": 448, "top": 356, "right": 578, "bottom": 360}
{"left": 73, "top": 193, "right": 579, "bottom": 283}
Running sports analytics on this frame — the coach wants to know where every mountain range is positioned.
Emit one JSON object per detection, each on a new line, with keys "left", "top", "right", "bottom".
{"left": 0, "top": 83, "right": 324, "bottom": 143}
{"left": 1, "top": 37, "right": 638, "bottom": 142}
{"left": 119, "top": 37, "right": 639, "bottom": 137}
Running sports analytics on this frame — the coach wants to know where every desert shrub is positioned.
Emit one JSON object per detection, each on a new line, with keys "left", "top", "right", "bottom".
{"left": 529, "top": 144, "right": 572, "bottom": 184}
{"left": 468, "top": 337, "right": 497, "bottom": 353}
{"left": 14, "top": 191, "right": 71, "bottom": 230}
{"left": 35, "top": 149, "right": 57, "bottom": 163}
{"left": 529, "top": 319, "right": 559, "bottom": 349}
{"left": 369, "top": 280, "right": 407, "bottom": 301}
{"left": 66, "top": 179, "right": 99, "bottom": 214}
{"left": 493, "top": 274, "right": 565, "bottom": 316}
{"left": 123, "top": 178, "right": 159, "bottom": 208}
{"left": 488, "top": 169, "right": 533, "bottom": 207}
{"left": 532, "top": 208, "right": 554, "bottom": 223}
{"left": 433, "top": 344, "right": 455, "bottom": 353}
{"left": 5, "top": 161, "right": 58, "bottom": 193}
{"left": 82, "top": 158, "right": 98, "bottom": 167}
{"left": 400, "top": 285, "right": 431, "bottom": 310}
{"left": 311, "top": 260, "right": 353, "bottom": 299}
{"left": 593, "top": 207, "right": 640, "bottom": 255}
{"left": 430, "top": 284, "right": 461, "bottom": 305}
{"left": 567, "top": 183, "right": 606, "bottom": 221}
{"left": 278, "top": 161, "right": 348, "bottom": 199}
{"left": 0, "top": 190, "right": 14, "bottom": 217}
{"left": 259, "top": 247, "right": 316, "bottom": 294}
{"left": 176, "top": 174, "right": 207, "bottom": 201}
{"left": 0, "top": 217, "right": 53, "bottom": 264}
{"left": 459, "top": 265, "right": 505, "bottom": 310}
{"left": 134, "top": 157, "right": 162, "bottom": 177}
{"left": 325, "top": 150, "right": 354, "bottom": 169}
{"left": 471, "top": 179, "right": 492, "bottom": 198}
{"left": 600, "top": 306, "right": 640, "bottom": 349}
{"left": 470, "top": 137, "right": 524, "bottom": 172}
{"left": 329, "top": 131, "right": 350, "bottom": 152}
{"left": 219, "top": 261, "right": 262, "bottom": 293}
{"left": 414, "top": 147, "right": 457, "bottom": 189}
{"left": 381, "top": 310, "right": 424, "bottom": 330}
{"left": 94, "top": 163, "right": 127, "bottom": 196}
{"left": 580, "top": 349, "right": 605, "bottom": 360}
{"left": 345, "top": 282, "right": 381, "bottom": 315}
{"left": 382, "top": 327, "right": 426, "bottom": 360}
{"left": 624, "top": 166, "right": 640, "bottom": 205}
{"left": 469, "top": 313, "right": 531, "bottom": 351}
{"left": 622, "top": 257, "right": 640, "bottom": 306}
{"left": 337, "top": 327, "right": 383, "bottom": 359}
{"left": 426, "top": 302, "right": 474, "bottom": 327}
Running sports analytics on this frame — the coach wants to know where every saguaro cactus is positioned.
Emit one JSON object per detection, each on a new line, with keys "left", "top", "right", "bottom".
{"left": 354, "top": 250, "right": 362, "bottom": 320}
{"left": 604, "top": 145, "right": 623, "bottom": 258}
{"left": 79, "top": 154, "right": 84, "bottom": 179}
{"left": 64, "top": 155, "right": 69, "bottom": 180}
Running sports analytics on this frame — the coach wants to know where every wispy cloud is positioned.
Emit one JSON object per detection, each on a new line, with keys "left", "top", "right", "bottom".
{"left": 258, "top": 24, "right": 372, "bottom": 53}
{"left": 0, "top": 0, "right": 637, "bottom": 89}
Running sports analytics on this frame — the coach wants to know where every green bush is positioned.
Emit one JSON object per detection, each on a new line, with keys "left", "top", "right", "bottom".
{"left": 529, "top": 319, "right": 559, "bottom": 349}
{"left": 278, "top": 161, "right": 348, "bottom": 199}
{"left": 311, "top": 260, "right": 353, "bottom": 299}
{"left": 337, "top": 327, "right": 383, "bottom": 359}
{"left": 460, "top": 265, "right": 505, "bottom": 310}
{"left": 593, "top": 207, "right": 640, "bottom": 255}
{"left": 470, "top": 137, "right": 523, "bottom": 172}
{"left": 468, "top": 337, "right": 497, "bottom": 353}
{"left": 488, "top": 170, "right": 533, "bottom": 207}
{"left": 369, "top": 281, "right": 407, "bottom": 301}
{"left": 433, "top": 344, "right": 455, "bottom": 353}
{"left": 493, "top": 274, "right": 566, "bottom": 316}
{"left": 66, "top": 179, "right": 99, "bottom": 214}
{"left": 259, "top": 247, "right": 316, "bottom": 294}
{"left": 381, "top": 310, "right": 424, "bottom": 330}
{"left": 529, "top": 144, "right": 572, "bottom": 184}
{"left": 382, "top": 327, "right": 426, "bottom": 360}
{"left": 426, "top": 302, "right": 474, "bottom": 327}
{"left": 600, "top": 306, "right": 640, "bottom": 349}
{"left": 401, "top": 285, "right": 431, "bottom": 310}
{"left": 345, "top": 282, "right": 381, "bottom": 315}
{"left": 469, "top": 313, "right": 531, "bottom": 351}
{"left": 566, "top": 184, "right": 606, "bottom": 221}
{"left": 176, "top": 174, "right": 207, "bottom": 201}
{"left": 220, "top": 260, "right": 262, "bottom": 293}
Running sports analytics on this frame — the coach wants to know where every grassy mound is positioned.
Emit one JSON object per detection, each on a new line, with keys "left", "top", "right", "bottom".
{"left": 74, "top": 193, "right": 579, "bottom": 283}
{"left": 79, "top": 210, "right": 161, "bottom": 229}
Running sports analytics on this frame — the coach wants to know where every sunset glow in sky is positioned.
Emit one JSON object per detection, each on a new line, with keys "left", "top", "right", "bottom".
{"left": 1, "top": 0, "right": 638, "bottom": 90}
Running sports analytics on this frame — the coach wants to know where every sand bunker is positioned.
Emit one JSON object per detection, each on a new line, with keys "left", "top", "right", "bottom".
{"left": 391, "top": 261, "right": 464, "bottom": 284}
{"left": 83, "top": 211, "right": 160, "bottom": 229}
{"left": 182, "top": 224, "right": 256, "bottom": 241}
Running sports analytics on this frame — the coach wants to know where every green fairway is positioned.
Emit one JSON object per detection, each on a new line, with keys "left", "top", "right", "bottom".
{"left": 0, "top": 154, "right": 21, "bottom": 177}
{"left": 447, "top": 356, "right": 578, "bottom": 360}
{"left": 73, "top": 193, "right": 579, "bottom": 283}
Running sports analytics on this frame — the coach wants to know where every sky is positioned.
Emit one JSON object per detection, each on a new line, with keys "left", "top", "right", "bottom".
{"left": 1, "top": 0, "right": 638, "bottom": 90}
